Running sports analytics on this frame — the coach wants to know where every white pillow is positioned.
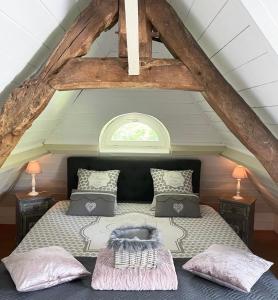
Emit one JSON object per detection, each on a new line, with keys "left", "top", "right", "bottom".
{"left": 2, "top": 246, "right": 90, "bottom": 292}
{"left": 182, "top": 244, "right": 273, "bottom": 293}
{"left": 150, "top": 169, "right": 193, "bottom": 209}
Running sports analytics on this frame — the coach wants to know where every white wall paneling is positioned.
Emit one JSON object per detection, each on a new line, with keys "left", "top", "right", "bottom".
{"left": 198, "top": 0, "right": 251, "bottom": 58}
{"left": 185, "top": 0, "right": 228, "bottom": 40}
{"left": 45, "top": 89, "right": 223, "bottom": 146}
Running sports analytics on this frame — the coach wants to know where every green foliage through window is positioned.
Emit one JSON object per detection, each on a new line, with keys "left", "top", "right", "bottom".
{"left": 111, "top": 122, "right": 159, "bottom": 142}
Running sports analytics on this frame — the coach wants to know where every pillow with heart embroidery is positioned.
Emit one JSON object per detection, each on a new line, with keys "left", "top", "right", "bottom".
{"left": 150, "top": 169, "right": 194, "bottom": 209}
{"left": 67, "top": 191, "right": 116, "bottom": 217}
{"left": 154, "top": 193, "right": 201, "bottom": 218}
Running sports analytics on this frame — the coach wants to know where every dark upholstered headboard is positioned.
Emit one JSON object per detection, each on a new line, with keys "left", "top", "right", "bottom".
{"left": 67, "top": 156, "right": 201, "bottom": 203}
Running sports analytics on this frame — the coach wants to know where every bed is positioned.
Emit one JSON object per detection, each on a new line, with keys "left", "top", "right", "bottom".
{"left": 15, "top": 156, "right": 246, "bottom": 257}
{"left": 2, "top": 156, "right": 277, "bottom": 299}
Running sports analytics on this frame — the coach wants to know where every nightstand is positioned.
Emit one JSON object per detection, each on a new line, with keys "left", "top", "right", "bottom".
{"left": 219, "top": 196, "right": 256, "bottom": 247}
{"left": 16, "top": 192, "right": 55, "bottom": 244}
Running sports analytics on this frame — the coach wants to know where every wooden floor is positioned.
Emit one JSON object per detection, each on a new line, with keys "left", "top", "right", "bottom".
{"left": 0, "top": 225, "right": 16, "bottom": 259}
{"left": 251, "top": 231, "right": 278, "bottom": 277}
{"left": 0, "top": 225, "right": 277, "bottom": 277}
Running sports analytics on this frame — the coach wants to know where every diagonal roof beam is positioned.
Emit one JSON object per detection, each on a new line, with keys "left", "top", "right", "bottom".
{"left": 145, "top": 0, "right": 278, "bottom": 184}
{"left": 0, "top": 0, "right": 118, "bottom": 167}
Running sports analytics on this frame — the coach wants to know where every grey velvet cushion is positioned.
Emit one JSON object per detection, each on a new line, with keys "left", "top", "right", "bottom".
{"left": 151, "top": 169, "right": 194, "bottom": 208}
{"left": 67, "top": 191, "right": 116, "bottom": 216}
{"left": 77, "top": 169, "right": 120, "bottom": 193}
{"left": 1, "top": 246, "right": 90, "bottom": 292}
{"left": 155, "top": 193, "right": 201, "bottom": 217}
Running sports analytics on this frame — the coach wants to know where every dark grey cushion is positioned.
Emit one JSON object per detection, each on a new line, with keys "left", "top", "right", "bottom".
{"left": 155, "top": 194, "right": 201, "bottom": 218}
{"left": 67, "top": 191, "right": 116, "bottom": 217}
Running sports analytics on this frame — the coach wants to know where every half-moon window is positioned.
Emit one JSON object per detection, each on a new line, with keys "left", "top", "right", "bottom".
{"left": 99, "top": 113, "right": 170, "bottom": 153}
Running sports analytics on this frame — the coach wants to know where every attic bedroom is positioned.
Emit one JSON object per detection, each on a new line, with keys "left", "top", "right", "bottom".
{"left": 0, "top": 0, "right": 277, "bottom": 298}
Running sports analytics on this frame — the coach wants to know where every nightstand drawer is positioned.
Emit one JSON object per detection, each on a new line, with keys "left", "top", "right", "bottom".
{"left": 220, "top": 201, "right": 249, "bottom": 217}
{"left": 21, "top": 201, "right": 49, "bottom": 214}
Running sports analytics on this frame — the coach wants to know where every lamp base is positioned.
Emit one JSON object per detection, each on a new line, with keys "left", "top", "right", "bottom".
{"left": 28, "top": 191, "right": 39, "bottom": 196}
{"left": 233, "top": 195, "right": 243, "bottom": 200}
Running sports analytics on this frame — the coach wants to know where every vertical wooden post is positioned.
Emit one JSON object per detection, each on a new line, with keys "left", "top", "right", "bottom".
{"left": 119, "top": 0, "right": 152, "bottom": 59}
{"left": 118, "top": 0, "right": 127, "bottom": 58}
{"left": 138, "top": 0, "right": 152, "bottom": 58}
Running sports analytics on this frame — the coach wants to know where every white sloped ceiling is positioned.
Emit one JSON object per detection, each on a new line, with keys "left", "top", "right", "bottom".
{"left": 0, "top": 0, "right": 277, "bottom": 160}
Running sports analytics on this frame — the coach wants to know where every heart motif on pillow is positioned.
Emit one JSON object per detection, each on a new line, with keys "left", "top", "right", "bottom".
{"left": 85, "top": 202, "right": 96, "bottom": 213}
{"left": 173, "top": 203, "right": 183, "bottom": 214}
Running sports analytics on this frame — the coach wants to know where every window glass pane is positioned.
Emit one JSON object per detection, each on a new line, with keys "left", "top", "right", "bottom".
{"left": 111, "top": 122, "right": 159, "bottom": 142}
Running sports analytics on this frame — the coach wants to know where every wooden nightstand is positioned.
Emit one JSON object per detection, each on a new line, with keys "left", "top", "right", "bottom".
{"left": 16, "top": 192, "right": 55, "bottom": 244}
{"left": 219, "top": 196, "right": 256, "bottom": 247}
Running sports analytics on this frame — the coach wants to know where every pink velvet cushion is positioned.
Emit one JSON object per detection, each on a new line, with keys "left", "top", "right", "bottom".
{"left": 92, "top": 248, "right": 178, "bottom": 290}
{"left": 182, "top": 244, "right": 273, "bottom": 293}
{"left": 2, "top": 246, "right": 90, "bottom": 292}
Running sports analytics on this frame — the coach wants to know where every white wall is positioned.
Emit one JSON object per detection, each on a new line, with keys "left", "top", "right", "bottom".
{"left": 45, "top": 89, "right": 223, "bottom": 147}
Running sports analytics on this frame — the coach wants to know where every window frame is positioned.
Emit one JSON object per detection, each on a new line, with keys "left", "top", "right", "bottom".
{"left": 99, "top": 113, "right": 171, "bottom": 154}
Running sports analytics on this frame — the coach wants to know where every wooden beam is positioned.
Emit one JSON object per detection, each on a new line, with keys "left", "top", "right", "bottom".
{"left": 0, "top": 0, "right": 118, "bottom": 167}
{"left": 146, "top": 0, "right": 278, "bottom": 184}
{"left": 119, "top": 0, "right": 152, "bottom": 59}
{"left": 138, "top": 0, "right": 152, "bottom": 58}
{"left": 49, "top": 58, "right": 204, "bottom": 91}
{"left": 118, "top": 0, "right": 127, "bottom": 58}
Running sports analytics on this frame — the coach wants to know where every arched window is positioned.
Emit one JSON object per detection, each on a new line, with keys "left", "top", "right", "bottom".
{"left": 99, "top": 113, "right": 171, "bottom": 153}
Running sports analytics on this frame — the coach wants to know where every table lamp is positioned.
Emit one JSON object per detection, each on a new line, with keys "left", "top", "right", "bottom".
{"left": 232, "top": 165, "right": 247, "bottom": 200}
{"left": 25, "top": 160, "right": 41, "bottom": 196}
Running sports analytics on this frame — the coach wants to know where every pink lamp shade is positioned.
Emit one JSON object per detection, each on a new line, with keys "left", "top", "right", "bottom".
{"left": 232, "top": 165, "right": 247, "bottom": 179}
{"left": 25, "top": 161, "right": 41, "bottom": 174}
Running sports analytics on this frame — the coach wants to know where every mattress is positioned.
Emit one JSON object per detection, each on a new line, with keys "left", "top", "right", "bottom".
{"left": 15, "top": 201, "right": 247, "bottom": 258}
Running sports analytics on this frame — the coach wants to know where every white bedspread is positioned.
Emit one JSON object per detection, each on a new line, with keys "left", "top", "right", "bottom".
{"left": 15, "top": 201, "right": 247, "bottom": 258}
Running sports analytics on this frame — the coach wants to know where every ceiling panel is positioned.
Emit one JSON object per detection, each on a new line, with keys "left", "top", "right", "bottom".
{"left": 211, "top": 26, "right": 268, "bottom": 74}
{"left": 185, "top": 0, "right": 228, "bottom": 40}
{"left": 198, "top": 0, "right": 250, "bottom": 58}
{"left": 225, "top": 53, "right": 278, "bottom": 91}
{"left": 0, "top": 0, "right": 64, "bottom": 46}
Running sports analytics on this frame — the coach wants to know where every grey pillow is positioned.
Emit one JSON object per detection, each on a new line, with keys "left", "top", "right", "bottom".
{"left": 155, "top": 193, "right": 201, "bottom": 217}
{"left": 151, "top": 168, "right": 194, "bottom": 209}
{"left": 67, "top": 191, "right": 116, "bottom": 216}
{"left": 77, "top": 169, "right": 120, "bottom": 193}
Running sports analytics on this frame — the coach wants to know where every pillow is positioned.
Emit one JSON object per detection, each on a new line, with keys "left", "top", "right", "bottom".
{"left": 77, "top": 169, "right": 120, "bottom": 193}
{"left": 155, "top": 193, "right": 201, "bottom": 217}
{"left": 67, "top": 190, "right": 116, "bottom": 216}
{"left": 151, "top": 168, "right": 193, "bottom": 208}
{"left": 1, "top": 246, "right": 90, "bottom": 292}
{"left": 182, "top": 244, "right": 273, "bottom": 293}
